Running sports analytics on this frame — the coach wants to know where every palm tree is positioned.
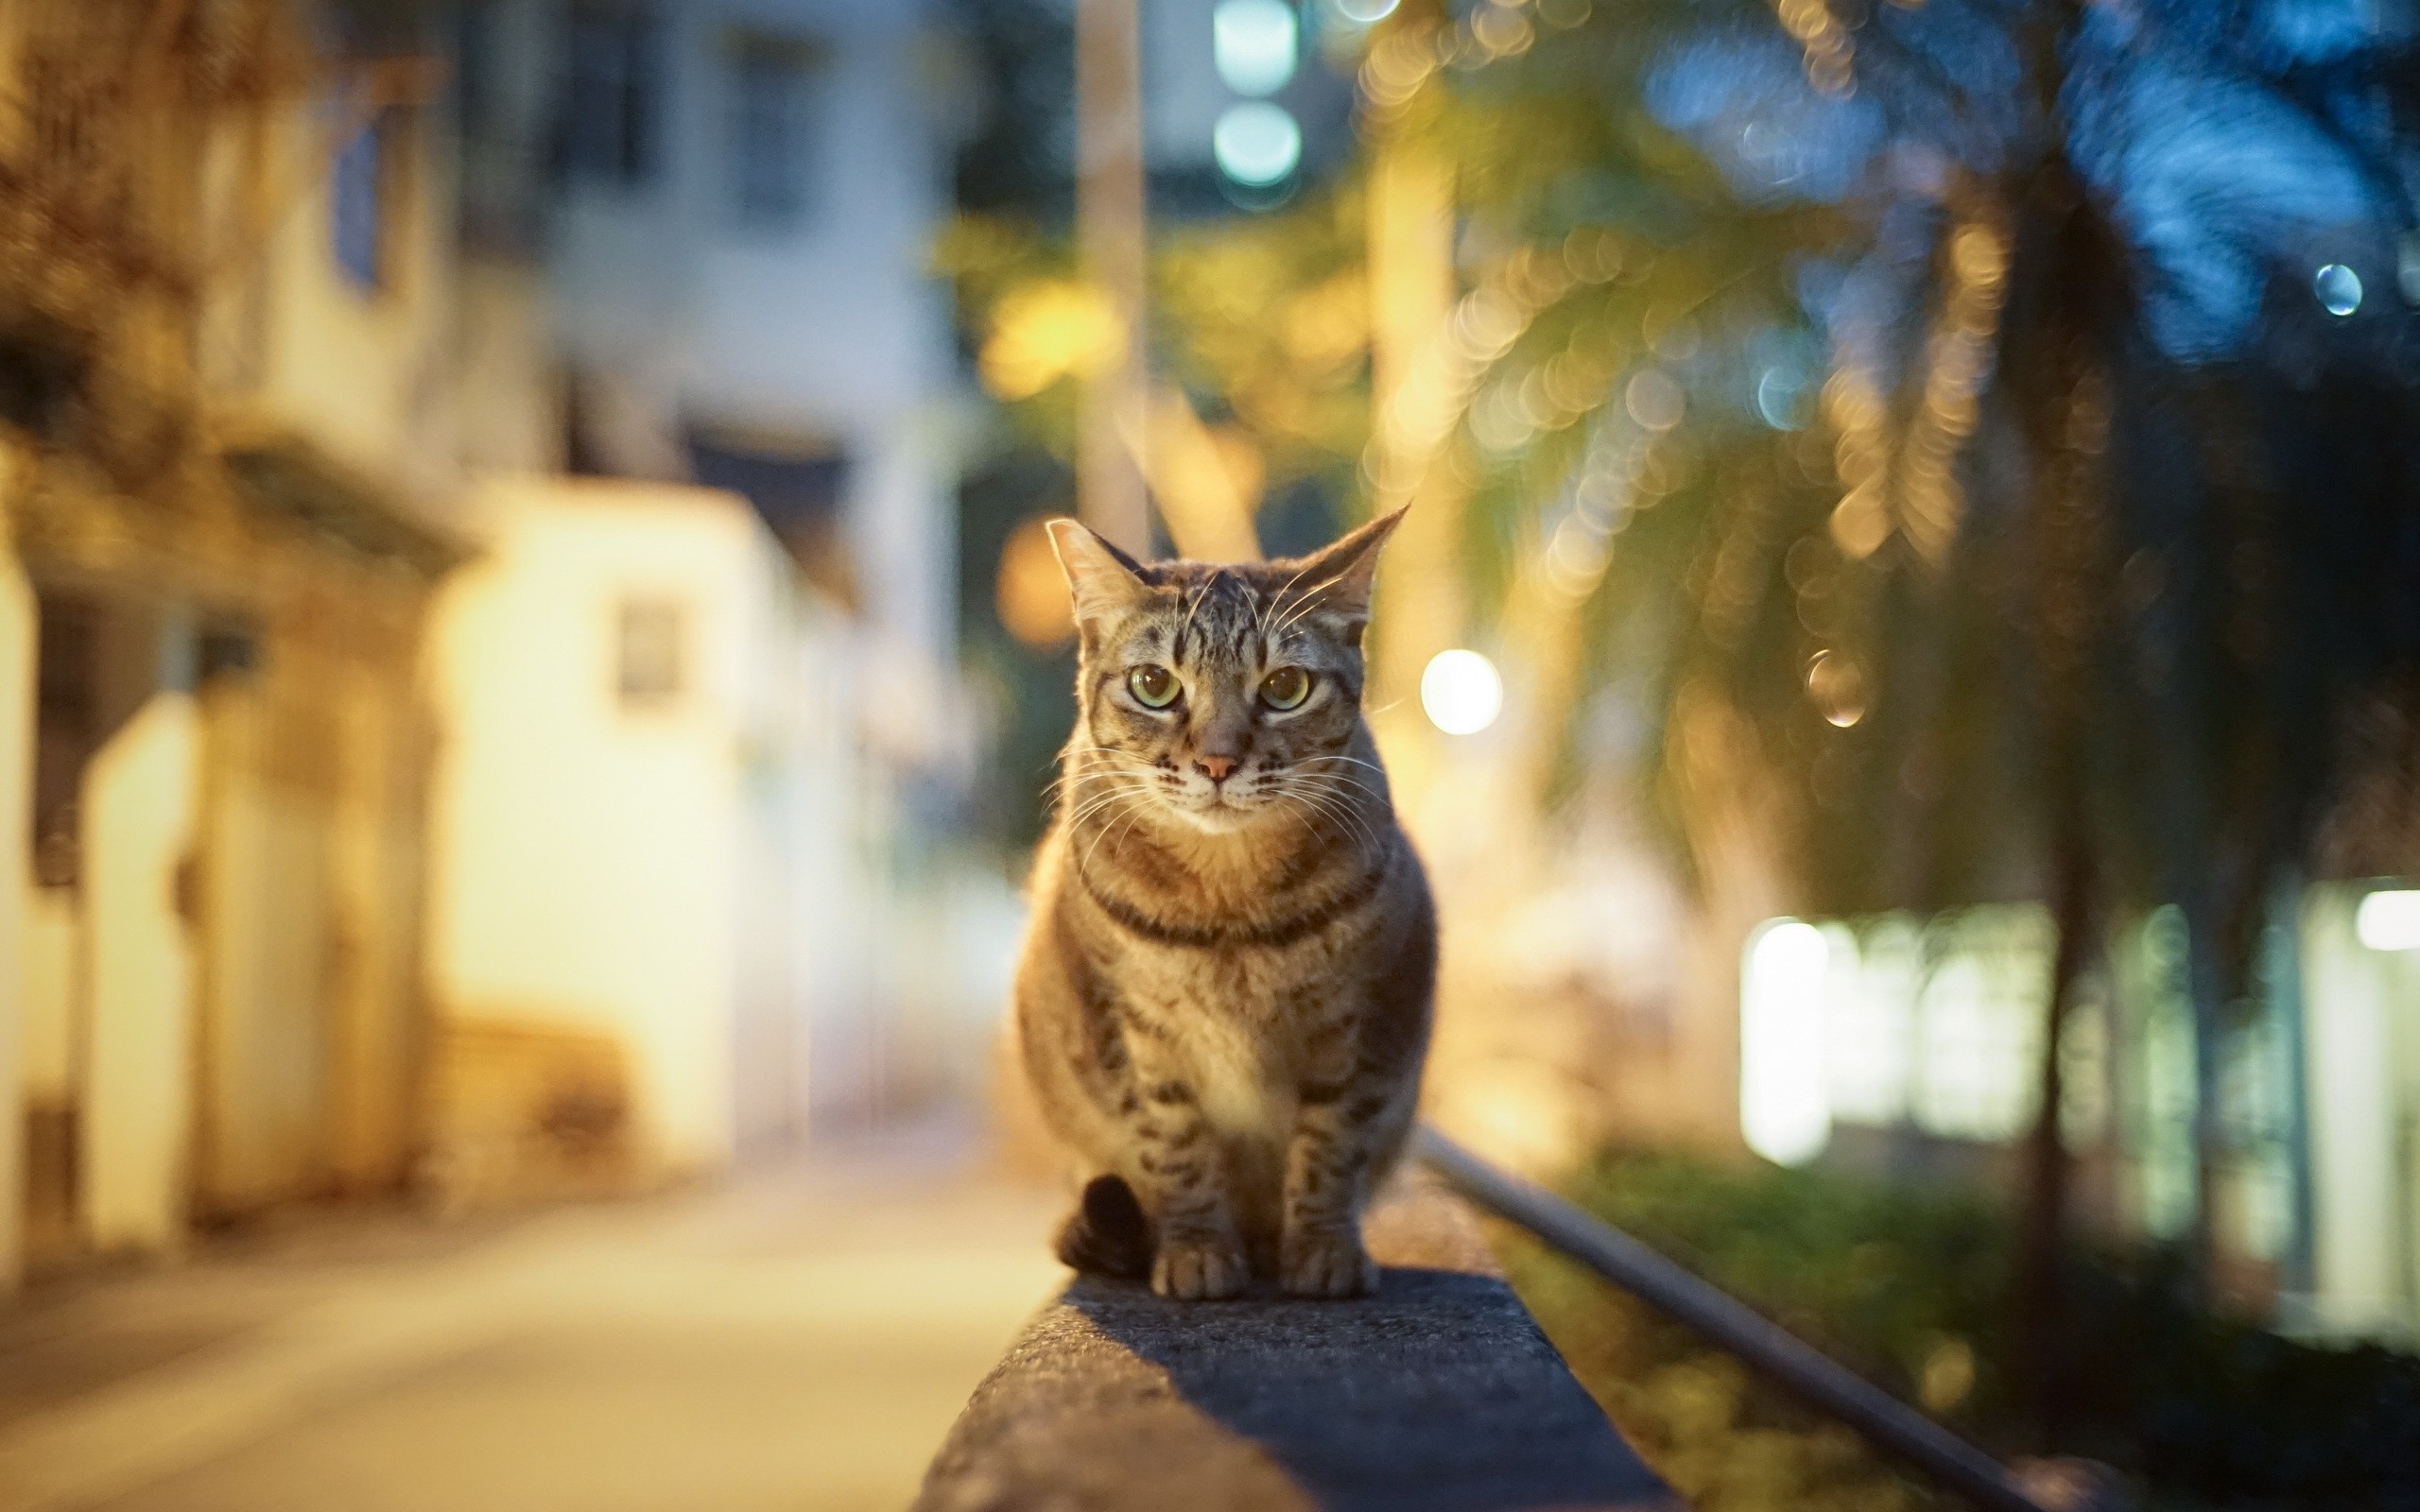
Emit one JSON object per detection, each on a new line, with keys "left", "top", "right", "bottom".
{"left": 1397, "top": 0, "right": 2420, "bottom": 1435}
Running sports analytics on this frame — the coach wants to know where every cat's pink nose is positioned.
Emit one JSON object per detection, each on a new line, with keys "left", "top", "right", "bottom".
{"left": 1196, "top": 754, "right": 1237, "bottom": 783}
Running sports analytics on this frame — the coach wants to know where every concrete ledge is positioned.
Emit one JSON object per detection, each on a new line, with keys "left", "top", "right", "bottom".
{"left": 916, "top": 1177, "right": 1680, "bottom": 1512}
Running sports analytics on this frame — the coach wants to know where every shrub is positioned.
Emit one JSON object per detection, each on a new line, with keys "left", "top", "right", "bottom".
{"left": 1497, "top": 1150, "right": 2420, "bottom": 1512}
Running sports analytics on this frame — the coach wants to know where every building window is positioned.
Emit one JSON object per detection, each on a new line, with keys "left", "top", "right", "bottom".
{"left": 332, "top": 110, "right": 398, "bottom": 291}
{"left": 562, "top": 4, "right": 659, "bottom": 188}
{"left": 615, "top": 596, "right": 686, "bottom": 708}
{"left": 726, "top": 31, "right": 821, "bottom": 231}
{"left": 455, "top": 2, "right": 499, "bottom": 138}
{"left": 31, "top": 594, "right": 99, "bottom": 889}
{"left": 198, "top": 625, "right": 263, "bottom": 685}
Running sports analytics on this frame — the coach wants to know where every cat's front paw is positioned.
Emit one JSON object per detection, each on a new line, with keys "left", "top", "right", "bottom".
{"left": 1151, "top": 1235, "right": 1246, "bottom": 1300}
{"left": 1281, "top": 1226, "right": 1375, "bottom": 1298}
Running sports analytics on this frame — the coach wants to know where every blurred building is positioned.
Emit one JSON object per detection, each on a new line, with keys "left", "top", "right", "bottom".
{"left": 449, "top": 0, "right": 964, "bottom": 663}
{"left": 418, "top": 474, "right": 867, "bottom": 1203}
{"left": 426, "top": 0, "right": 988, "bottom": 1194}
{"left": 3, "top": 0, "right": 993, "bottom": 1290}
{"left": 1731, "top": 886, "right": 2420, "bottom": 1347}
{"left": 0, "top": 3, "right": 463, "bottom": 1284}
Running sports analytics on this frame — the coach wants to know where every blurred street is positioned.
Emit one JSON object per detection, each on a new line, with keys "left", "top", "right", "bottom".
{"left": 0, "top": 1135, "right": 1062, "bottom": 1512}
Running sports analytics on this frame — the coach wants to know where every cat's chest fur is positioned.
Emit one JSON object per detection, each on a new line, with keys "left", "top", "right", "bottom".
{"left": 1112, "top": 941, "right": 1320, "bottom": 1138}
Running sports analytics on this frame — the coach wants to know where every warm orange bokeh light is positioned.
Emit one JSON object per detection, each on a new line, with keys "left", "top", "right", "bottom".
{"left": 996, "top": 516, "right": 1078, "bottom": 649}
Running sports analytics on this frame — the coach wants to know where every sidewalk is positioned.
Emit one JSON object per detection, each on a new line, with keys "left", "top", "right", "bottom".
{"left": 0, "top": 1143, "right": 1066, "bottom": 1512}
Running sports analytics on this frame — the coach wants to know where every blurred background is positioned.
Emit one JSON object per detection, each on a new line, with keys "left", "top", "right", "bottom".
{"left": 3, "top": 0, "right": 2420, "bottom": 1507}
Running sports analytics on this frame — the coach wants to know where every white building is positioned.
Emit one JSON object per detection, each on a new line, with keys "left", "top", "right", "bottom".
{"left": 451, "top": 0, "right": 968, "bottom": 670}
{"left": 419, "top": 475, "right": 867, "bottom": 1196}
{"left": 418, "top": 0, "right": 993, "bottom": 1189}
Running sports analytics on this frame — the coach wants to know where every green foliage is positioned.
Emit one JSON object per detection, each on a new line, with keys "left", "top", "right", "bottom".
{"left": 1416, "top": 0, "right": 2420, "bottom": 968}
{"left": 936, "top": 191, "right": 1374, "bottom": 493}
{"left": 1154, "top": 191, "right": 1374, "bottom": 491}
{"left": 1500, "top": 1150, "right": 2420, "bottom": 1511}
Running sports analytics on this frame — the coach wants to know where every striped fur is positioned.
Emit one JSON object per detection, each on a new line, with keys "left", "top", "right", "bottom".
{"left": 1013, "top": 512, "right": 1436, "bottom": 1300}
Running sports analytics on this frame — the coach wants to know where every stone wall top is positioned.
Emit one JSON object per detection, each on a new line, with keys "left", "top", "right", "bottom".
{"left": 916, "top": 1175, "right": 1680, "bottom": 1512}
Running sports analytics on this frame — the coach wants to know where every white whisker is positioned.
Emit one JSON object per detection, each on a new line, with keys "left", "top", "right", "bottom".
{"left": 1265, "top": 588, "right": 1328, "bottom": 646}
{"left": 1253, "top": 557, "right": 1323, "bottom": 642}
{"left": 1080, "top": 795, "right": 1157, "bottom": 872}
{"left": 1276, "top": 775, "right": 1385, "bottom": 856}
{"left": 1062, "top": 789, "right": 1143, "bottom": 833}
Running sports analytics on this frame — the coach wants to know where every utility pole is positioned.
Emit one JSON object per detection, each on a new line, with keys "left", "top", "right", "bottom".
{"left": 1363, "top": 1, "right": 1461, "bottom": 792}
{"left": 1368, "top": 136, "right": 1461, "bottom": 706}
{"left": 1075, "top": 0, "right": 1152, "bottom": 558}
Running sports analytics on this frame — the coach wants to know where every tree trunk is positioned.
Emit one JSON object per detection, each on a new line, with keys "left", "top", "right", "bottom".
{"left": 2002, "top": 167, "right": 2114, "bottom": 1442}
{"left": 2180, "top": 893, "right": 2234, "bottom": 1309}
{"left": 2014, "top": 814, "right": 2093, "bottom": 1444}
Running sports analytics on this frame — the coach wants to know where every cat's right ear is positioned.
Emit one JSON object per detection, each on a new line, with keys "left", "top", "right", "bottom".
{"left": 1046, "top": 519, "right": 1149, "bottom": 622}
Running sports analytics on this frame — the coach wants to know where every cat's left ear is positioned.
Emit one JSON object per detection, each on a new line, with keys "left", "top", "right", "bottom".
{"left": 1293, "top": 507, "right": 1405, "bottom": 634}
{"left": 1046, "top": 518, "right": 1150, "bottom": 623}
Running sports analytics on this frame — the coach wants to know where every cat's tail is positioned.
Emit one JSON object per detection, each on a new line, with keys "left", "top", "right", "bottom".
{"left": 1053, "top": 1174, "right": 1153, "bottom": 1280}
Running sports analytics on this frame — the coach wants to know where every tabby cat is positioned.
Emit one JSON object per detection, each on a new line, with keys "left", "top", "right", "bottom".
{"left": 1013, "top": 512, "right": 1436, "bottom": 1300}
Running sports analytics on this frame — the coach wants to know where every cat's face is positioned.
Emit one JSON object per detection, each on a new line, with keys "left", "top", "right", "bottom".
{"left": 1051, "top": 514, "right": 1401, "bottom": 835}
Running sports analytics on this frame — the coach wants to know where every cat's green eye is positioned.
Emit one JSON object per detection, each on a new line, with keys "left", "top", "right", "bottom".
{"left": 1127, "top": 664, "right": 1181, "bottom": 709}
{"left": 1260, "top": 665, "right": 1311, "bottom": 711}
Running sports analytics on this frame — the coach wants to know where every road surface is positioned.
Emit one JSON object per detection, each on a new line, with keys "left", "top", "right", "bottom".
{"left": 0, "top": 1144, "right": 1065, "bottom": 1512}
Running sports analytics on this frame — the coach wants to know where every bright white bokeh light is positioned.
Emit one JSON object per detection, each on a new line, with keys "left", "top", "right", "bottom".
{"left": 1755, "top": 366, "right": 1810, "bottom": 430}
{"left": 1212, "top": 102, "right": 1303, "bottom": 187}
{"left": 1741, "top": 919, "right": 1832, "bottom": 1166}
{"left": 1332, "top": 0, "right": 1400, "bottom": 22}
{"left": 2315, "top": 263, "right": 2363, "bottom": 318}
{"left": 1420, "top": 648, "right": 1503, "bottom": 735}
{"left": 1215, "top": 0, "right": 1299, "bottom": 96}
{"left": 2356, "top": 888, "right": 2420, "bottom": 951}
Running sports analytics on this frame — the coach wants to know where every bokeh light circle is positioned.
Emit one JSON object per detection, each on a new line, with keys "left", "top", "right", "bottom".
{"left": 1213, "top": 103, "right": 1303, "bottom": 187}
{"left": 1214, "top": 0, "right": 1298, "bottom": 97}
{"left": 2356, "top": 889, "right": 2420, "bottom": 951}
{"left": 1755, "top": 367, "right": 1811, "bottom": 430}
{"left": 1421, "top": 649, "right": 1504, "bottom": 735}
{"left": 1625, "top": 369, "right": 1685, "bottom": 431}
{"left": 2315, "top": 263, "right": 2363, "bottom": 318}
{"left": 1740, "top": 919, "right": 1833, "bottom": 1166}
